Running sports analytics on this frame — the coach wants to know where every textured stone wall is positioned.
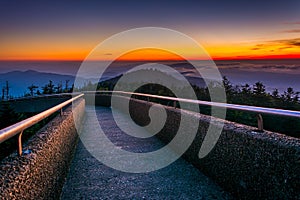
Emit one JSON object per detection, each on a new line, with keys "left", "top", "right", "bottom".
{"left": 96, "top": 94, "right": 300, "bottom": 199}
{"left": 0, "top": 98, "right": 85, "bottom": 199}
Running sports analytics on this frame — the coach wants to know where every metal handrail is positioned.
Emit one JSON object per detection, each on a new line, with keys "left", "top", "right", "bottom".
{"left": 0, "top": 93, "right": 84, "bottom": 155}
{"left": 88, "top": 90, "right": 300, "bottom": 131}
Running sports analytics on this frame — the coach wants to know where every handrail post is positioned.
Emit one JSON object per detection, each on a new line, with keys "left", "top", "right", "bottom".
{"left": 257, "top": 114, "right": 264, "bottom": 132}
{"left": 0, "top": 93, "right": 84, "bottom": 158}
{"left": 18, "top": 131, "right": 23, "bottom": 156}
{"left": 173, "top": 101, "right": 177, "bottom": 109}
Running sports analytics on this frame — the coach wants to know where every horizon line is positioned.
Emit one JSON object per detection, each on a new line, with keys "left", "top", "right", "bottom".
{"left": 0, "top": 58, "right": 300, "bottom": 62}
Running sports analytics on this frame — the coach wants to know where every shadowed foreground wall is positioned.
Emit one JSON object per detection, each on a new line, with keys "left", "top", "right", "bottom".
{"left": 0, "top": 98, "right": 85, "bottom": 199}
{"left": 6, "top": 95, "right": 71, "bottom": 113}
{"left": 93, "top": 94, "right": 300, "bottom": 199}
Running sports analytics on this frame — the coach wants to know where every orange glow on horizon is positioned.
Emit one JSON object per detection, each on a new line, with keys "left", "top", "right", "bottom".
{"left": 1, "top": 54, "right": 299, "bottom": 62}
{"left": 0, "top": 41, "right": 299, "bottom": 61}
{"left": 114, "top": 48, "right": 185, "bottom": 61}
{"left": 212, "top": 54, "right": 300, "bottom": 60}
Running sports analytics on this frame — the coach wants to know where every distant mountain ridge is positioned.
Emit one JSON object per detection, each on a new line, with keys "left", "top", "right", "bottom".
{"left": 0, "top": 68, "right": 207, "bottom": 98}
{"left": 98, "top": 68, "right": 206, "bottom": 90}
{"left": 0, "top": 70, "right": 96, "bottom": 97}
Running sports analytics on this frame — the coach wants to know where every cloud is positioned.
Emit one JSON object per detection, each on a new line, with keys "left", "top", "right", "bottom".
{"left": 103, "top": 53, "right": 112, "bottom": 56}
{"left": 215, "top": 62, "right": 240, "bottom": 66}
{"left": 250, "top": 47, "right": 261, "bottom": 50}
{"left": 250, "top": 38, "right": 300, "bottom": 52}
{"left": 283, "top": 21, "right": 300, "bottom": 25}
{"left": 250, "top": 43, "right": 268, "bottom": 51}
{"left": 250, "top": 43, "right": 271, "bottom": 51}
{"left": 277, "top": 38, "right": 300, "bottom": 47}
{"left": 215, "top": 62, "right": 300, "bottom": 73}
{"left": 278, "top": 46, "right": 292, "bottom": 50}
{"left": 260, "top": 65, "right": 300, "bottom": 71}
{"left": 281, "top": 29, "right": 300, "bottom": 33}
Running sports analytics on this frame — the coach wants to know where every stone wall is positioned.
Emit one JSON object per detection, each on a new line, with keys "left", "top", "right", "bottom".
{"left": 0, "top": 98, "right": 85, "bottom": 199}
{"left": 95, "top": 94, "right": 300, "bottom": 199}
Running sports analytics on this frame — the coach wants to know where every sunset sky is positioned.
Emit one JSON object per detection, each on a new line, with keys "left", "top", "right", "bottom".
{"left": 0, "top": 0, "right": 300, "bottom": 61}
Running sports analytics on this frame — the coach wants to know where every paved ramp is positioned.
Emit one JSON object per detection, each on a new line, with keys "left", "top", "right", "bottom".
{"left": 61, "top": 106, "right": 231, "bottom": 199}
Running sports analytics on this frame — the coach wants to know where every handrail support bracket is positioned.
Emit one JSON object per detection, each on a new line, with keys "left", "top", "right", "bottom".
{"left": 18, "top": 130, "right": 23, "bottom": 156}
{"left": 257, "top": 114, "right": 264, "bottom": 132}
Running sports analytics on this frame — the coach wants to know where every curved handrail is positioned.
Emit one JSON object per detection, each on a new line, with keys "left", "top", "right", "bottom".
{"left": 89, "top": 90, "right": 300, "bottom": 132}
{"left": 0, "top": 94, "right": 84, "bottom": 151}
{"left": 87, "top": 91, "right": 300, "bottom": 118}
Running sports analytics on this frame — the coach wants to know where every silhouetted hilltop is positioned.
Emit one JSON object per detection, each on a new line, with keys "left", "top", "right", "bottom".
{"left": 98, "top": 68, "right": 206, "bottom": 90}
{"left": 0, "top": 70, "right": 96, "bottom": 97}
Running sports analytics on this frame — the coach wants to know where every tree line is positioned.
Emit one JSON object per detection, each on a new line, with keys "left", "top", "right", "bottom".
{"left": 1, "top": 80, "right": 74, "bottom": 100}
{"left": 0, "top": 79, "right": 72, "bottom": 159}
{"left": 1, "top": 72, "right": 299, "bottom": 137}
{"left": 96, "top": 70, "right": 300, "bottom": 137}
{"left": 25, "top": 80, "right": 73, "bottom": 96}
